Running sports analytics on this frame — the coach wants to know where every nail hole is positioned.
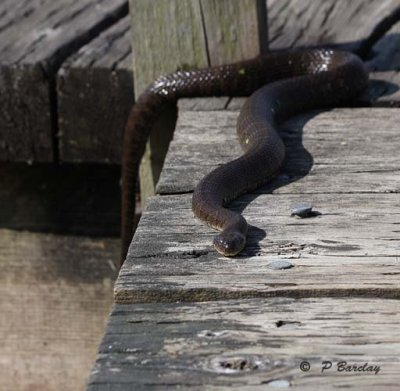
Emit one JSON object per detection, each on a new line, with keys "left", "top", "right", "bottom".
{"left": 276, "top": 320, "right": 301, "bottom": 328}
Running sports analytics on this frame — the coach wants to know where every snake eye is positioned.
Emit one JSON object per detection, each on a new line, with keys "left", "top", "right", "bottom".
{"left": 213, "top": 231, "right": 246, "bottom": 257}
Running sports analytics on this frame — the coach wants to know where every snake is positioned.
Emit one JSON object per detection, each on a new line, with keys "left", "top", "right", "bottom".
{"left": 121, "top": 6, "right": 400, "bottom": 261}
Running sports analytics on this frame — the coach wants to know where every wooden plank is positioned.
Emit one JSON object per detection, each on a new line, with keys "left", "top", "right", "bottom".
{"left": 157, "top": 107, "right": 400, "bottom": 194}
{"left": 266, "top": 0, "right": 400, "bottom": 105}
{"left": 267, "top": 0, "right": 399, "bottom": 51}
{"left": 115, "top": 107, "right": 399, "bottom": 303}
{"left": 0, "top": 0, "right": 128, "bottom": 162}
{"left": 115, "top": 192, "right": 399, "bottom": 303}
{"left": 0, "top": 163, "right": 121, "bottom": 236}
{"left": 129, "top": 0, "right": 267, "bottom": 204}
{"left": 199, "top": 0, "right": 268, "bottom": 66}
{"left": 0, "top": 229, "right": 119, "bottom": 391}
{"left": 130, "top": 0, "right": 207, "bottom": 205}
{"left": 87, "top": 298, "right": 400, "bottom": 390}
{"left": 58, "top": 16, "right": 133, "bottom": 163}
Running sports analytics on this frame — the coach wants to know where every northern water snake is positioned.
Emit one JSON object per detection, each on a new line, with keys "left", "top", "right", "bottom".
{"left": 121, "top": 6, "right": 400, "bottom": 261}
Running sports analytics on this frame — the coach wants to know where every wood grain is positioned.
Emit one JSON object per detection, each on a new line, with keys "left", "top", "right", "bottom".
{"left": 87, "top": 298, "right": 400, "bottom": 390}
{"left": 58, "top": 16, "right": 133, "bottom": 163}
{"left": 200, "top": 0, "right": 268, "bottom": 65}
{"left": 87, "top": 3, "right": 400, "bottom": 388}
{"left": 115, "top": 192, "right": 400, "bottom": 303}
{"left": 115, "top": 107, "right": 400, "bottom": 303}
{"left": 267, "top": 0, "right": 399, "bottom": 51}
{"left": 157, "top": 106, "right": 400, "bottom": 194}
{"left": 130, "top": 0, "right": 207, "bottom": 204}
{"left": 267, "top": 0, "right": 400, "bottom": 105}
{"left": 129, "top": 0, "right": 267, "bottom": 204}
{"left": 0, "top": 0, "right": 128, "bottom": 162}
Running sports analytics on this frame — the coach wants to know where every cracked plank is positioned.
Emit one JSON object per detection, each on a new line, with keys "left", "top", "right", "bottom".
{"left": 57, "top": 16, "right": 133, "bottom": 163}
{"left": 87, "top": 298, "right": 400, "bottom": 390}
{"left": 0, "top": 0, "right": 128, "bottom": 162}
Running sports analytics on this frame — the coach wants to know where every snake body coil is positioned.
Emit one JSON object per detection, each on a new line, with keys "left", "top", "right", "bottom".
{"left": 121, "top": 49, "right": 368, "bottom": 258}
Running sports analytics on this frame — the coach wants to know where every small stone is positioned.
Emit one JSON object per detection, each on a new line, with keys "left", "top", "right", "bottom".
{"left": 291, "top": 202, "right": 313, "bottom": 218}
{"left": 268, "top": 260, "right": 294, "bottom": 270}
{"left": 266, "top": 379, "right": 291, "bottom": 388}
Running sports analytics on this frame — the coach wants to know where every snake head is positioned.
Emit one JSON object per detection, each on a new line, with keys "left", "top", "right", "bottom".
{"left": 213, "top": 231, "right": 246, "bottom": 257}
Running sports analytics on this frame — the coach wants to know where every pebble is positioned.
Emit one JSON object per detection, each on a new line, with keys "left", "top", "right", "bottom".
{"left": 291, "top": 202, "right": 313, "bottom": 217}
{"left": 268, "top": 260, "right": 294, "bottom": 270}
{"left": 266, "top": 379, "right": 291, "bottom": 388}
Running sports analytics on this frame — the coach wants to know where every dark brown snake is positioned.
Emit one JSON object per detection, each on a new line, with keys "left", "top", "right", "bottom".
{"left": 121, "top": 7, "right": 400, "bottom": 261}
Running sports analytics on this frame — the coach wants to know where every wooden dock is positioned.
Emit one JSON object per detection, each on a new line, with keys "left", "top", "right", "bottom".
{"left": 1, "top": 0, "right": 399, "bottom": 389}
{"left": 85, "top": 0, "right": 400, "bottom": 389}
{"left": 87, "top": 102, "right": 400, "bottom": 389}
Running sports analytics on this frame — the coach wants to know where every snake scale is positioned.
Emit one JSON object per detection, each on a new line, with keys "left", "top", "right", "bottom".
{"left": 121, "top": 6, "right": 400, "bottom": 261}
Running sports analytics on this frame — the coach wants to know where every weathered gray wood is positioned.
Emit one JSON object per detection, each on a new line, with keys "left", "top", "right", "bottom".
{"left": 0, "top": 163, "right": 121, "bottom": 236}
{"left": 115, "top": 107, "right": 400, "bottom": 303}
{"left": 58, "top": 16, "right": 133, "bottom": 163}
{"left": 129, "top": 0, "right": 268, "bottom": 205}
{"left": 158, "top": 107, "right": 400, "bottom": 194}
{"left": 0, "top": 0, "right": 128, "bottom": 162}
{"left": 267, "top": 0, "right": 400, "bottom": 105}
{"left": 115, "top": 192, "right": 400, "bottom": 303}
{"left": 87, "top": 298, "right": 400, "bottom": 390}
{"left": 0, "top": 228, "right": 118, "bottom": 391}
{"left": 267, "top": 0, "right": 399, "bottom": 50}
{"left": 199, "top": 0, "right": 268, "bottom": 66}
{"left": 130, "top": 0, "right": 206, "bottom": 205}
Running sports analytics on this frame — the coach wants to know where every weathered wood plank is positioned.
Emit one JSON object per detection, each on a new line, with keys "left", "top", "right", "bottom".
{"left": 0, "top": 0, "right": 128, "bottom": 162}
{"left": 115, "top": 192, "right": 399, "bottom": 303}
{"left": 0, "top": 163, "right": 121, "bottom": 236}
{"left": 87, "top": 298, "right": 400, "bottom": 390}
{"left": 199, "top": 0, "right": 268, "bottom": 65}
{"left": 130, "top": 0, "right": 207, "bottom": 204}
{"left": 267, "top": 0, "right": 399, "bottom": 51}
{"left": 267, "top": 0, "right": 400, "bottom": 105}
{"left": 157, "top": 107, "right": 400, "bottom": 194}
{"left": 0, "top": 229, "right": 118, "bottom": 391}
{"left": 129, "top": 0, "right": 267, "bottom": 204}
{"left": 58, "top": 16, "right": 133, "bottom": 163}
{"left": 116, "top": 107, "right": 399, "bottom": 303}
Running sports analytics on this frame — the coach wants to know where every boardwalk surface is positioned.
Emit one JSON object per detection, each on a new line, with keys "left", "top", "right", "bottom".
{"left": 86, "top": 3, "right": 400, "bottom": 385}
{"left": 87, "top": 102, "right": 400, "bottom": 389}
{"left": 2, "top": 0, "right": 395, "bottom": 389}
{"left": 116, "top": 105, "right": 400, "bottom": 303}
